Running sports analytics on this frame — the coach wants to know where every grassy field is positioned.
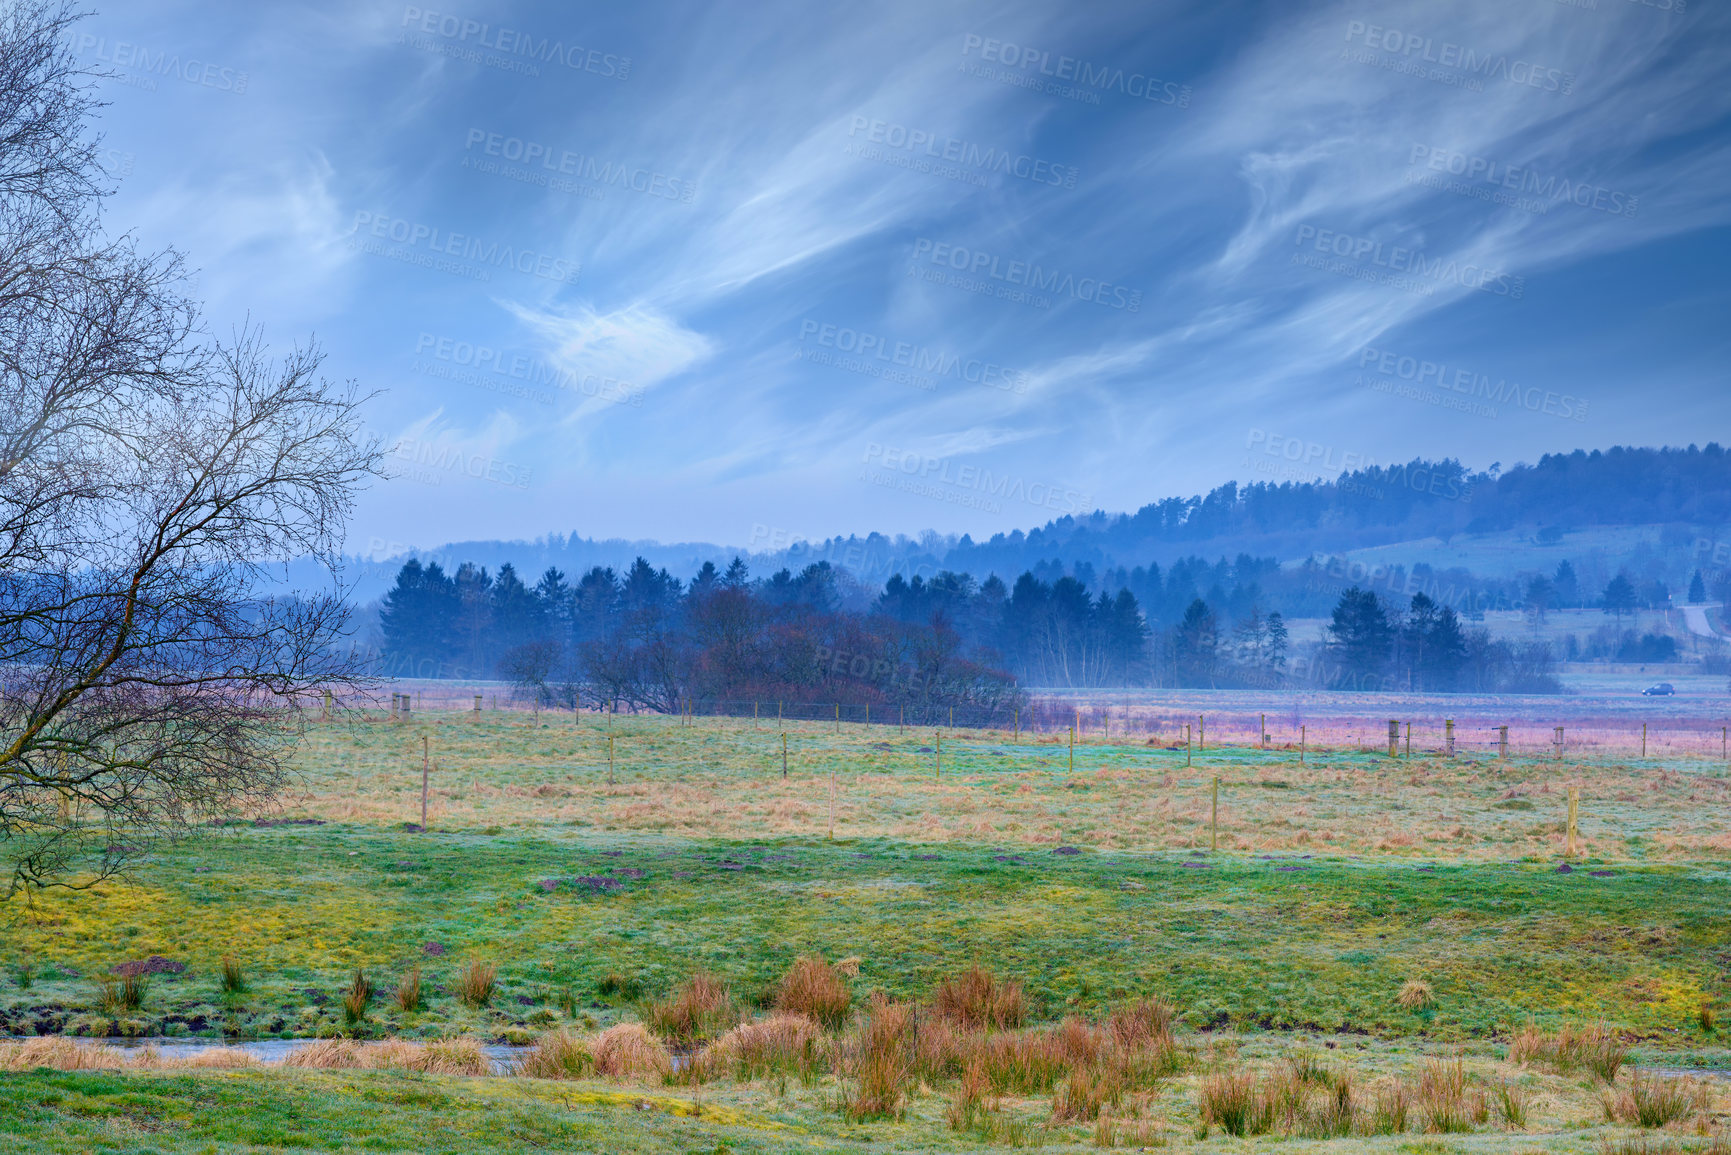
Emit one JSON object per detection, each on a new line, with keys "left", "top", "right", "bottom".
{"left": 3, "top": 708, "right": 1730, "bottom": 1152}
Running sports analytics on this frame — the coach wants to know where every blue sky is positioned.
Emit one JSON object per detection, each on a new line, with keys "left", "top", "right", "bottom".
{"left": 77, "top": 0, "right": 1731, "bottom": 558}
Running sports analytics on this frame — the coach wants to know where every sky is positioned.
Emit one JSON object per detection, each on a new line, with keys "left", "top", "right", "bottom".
{"left": 74, "top": 0, "right": 1731, "bottom": 560}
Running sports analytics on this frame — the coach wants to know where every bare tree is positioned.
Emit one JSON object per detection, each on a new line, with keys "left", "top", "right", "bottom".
{"left": 0, "top": 4, "right": 381, "bottom": 897}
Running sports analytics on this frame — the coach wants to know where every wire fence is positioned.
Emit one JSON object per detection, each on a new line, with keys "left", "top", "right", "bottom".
{"left": 354, "top": 683, "right": 1731, "bottom": 765}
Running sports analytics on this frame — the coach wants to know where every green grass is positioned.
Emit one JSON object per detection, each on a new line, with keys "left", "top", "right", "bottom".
{"left": 0, "top": 1068, "right": 829, "bottom": 1153}
{"left": 4, "top": 709, "right": 1729, "bottom": 1152}
{"left": 2, "top": 824, "right": 1724, "bottom": 1044}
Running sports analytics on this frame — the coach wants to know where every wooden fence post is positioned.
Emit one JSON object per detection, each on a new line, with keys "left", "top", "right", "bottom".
{"left": 1388, "top": 720, "right": 1399, "bottom": 758}
{"left": 1210, "top": 776, "right": 1219, "bottom": 852}
{"left": 420, "top": 736, "right": 430, "bottom": 832}
{"left": 1641, "top": 723, "right": 1647, "bottom": 758}
{"left": 1198, "top": 715, "right": 1204, "bottom": 751}
{"left": 1445, "top": 718, "right": 1455, "bottom": 758}
{"left": 935, "top": 731, "right": 941, "bottom": 778}
{"left": 1300, "top": 724, "right": 1306, "bottom": 764}
{"left": 1566, "top": 785, "right": 1579, "bottom": 857}
{"left": 1186, "top": 723, "right": 1192, "bottom": 767}
{"left": 1068, "top": 722, "right": 1075, "bottom": 772}
{"left": 1497, "top": 726, "right": 1509, "bottom": 760}
{"left": 607, "top": 734, "right": 615, "bottom": 786}
{"left": 781, "top": 732, "right": 788, "bottom": 778}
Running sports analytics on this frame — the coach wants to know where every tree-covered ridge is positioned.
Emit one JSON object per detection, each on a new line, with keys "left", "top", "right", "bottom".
{"left": 943, "top": 444, "right": 1731, "bottom": 578}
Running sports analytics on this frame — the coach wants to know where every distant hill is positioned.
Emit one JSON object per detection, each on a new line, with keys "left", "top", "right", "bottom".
{"left": 328, "top": 444, "right": 1730, "bottom": 603}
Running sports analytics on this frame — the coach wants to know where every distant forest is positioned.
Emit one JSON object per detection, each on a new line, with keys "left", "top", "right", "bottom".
{"left": 360, "top": 445, "right": 1731, "bottom": 705}
{"left": 370, "top": 551, "right": 1607, "bottom": 707}
{"left": 344, "top": 444, "right": 1731, "bottom": 612}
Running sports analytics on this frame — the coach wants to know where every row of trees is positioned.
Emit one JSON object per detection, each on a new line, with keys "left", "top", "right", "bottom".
{"left": 375, "top": 557, "right": 1028, "bottom": 722}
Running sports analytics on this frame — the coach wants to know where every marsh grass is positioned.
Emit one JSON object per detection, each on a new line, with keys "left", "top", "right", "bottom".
{"left": 1490, "top": 1077, "right": 1531, "bottom": 1127}
{"left": 1398, "top": 979, "right": 1436, "bottom": 1010}
{"left": 218, "top": 954, "right": 246, "bottom": 995}
{"left": 591, "top": 1021, "right": 672, "bottom": 1080}
{"left": 343, "top": 968, "right": 373, "bottom": 1025}
{"left": 1416, "top": 1057, "right": 1473, "bottom": 1134}
{"left": 92, "top": 972, "right": 147, "bottom": 1015}
{"left": 1510, "top": 1022, "right": 1627, "bottom": 1081}
{"left": 519, "top": 1028, "right": 594, "bottom": 1080}
{"left": 772, "top": 956, "right": 851, "bottom": 1029}
{"left": 933, "top": 965, "right": 1025, "bottom": 1030}
{"left": 1368, "top": 1078, "right": 1411, "bottom": 1134}
{"left": 1199, "top": 1070, "right": 1260, "bottom": 1137}
{"left": 647, "top": 972, "right": 738, "bottom": 1046}
{"left": 395, "top": 965, "right": 422, "bottom": 1012}
{"left": 698, "top": 1013, "right": 824, "bottom": 1083}
{"left": 846, "top": 995, "right": 911, "bottom": 1121}
{"left": 1601, "top": 1069, "right": 1707, "bottom": 1128}
{"left": 458, "top": 959, "right": 496, "bottom": 1008}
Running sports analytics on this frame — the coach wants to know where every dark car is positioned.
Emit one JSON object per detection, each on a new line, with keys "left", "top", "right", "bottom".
{"left": 1642, "top": 683, "right": 1675, "bottom": 696}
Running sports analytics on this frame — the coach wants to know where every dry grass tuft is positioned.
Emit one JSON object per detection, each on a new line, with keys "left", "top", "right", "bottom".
{"left": 846, "top": 994, "right": 912, "bottom": 1121}
{"left": 519, "top": 1029, "right": 594, "bottom": 1080}
{"left": 1105, "top": 998, "right": 1174, "bottom": 1051}
{"left": 978, "top": 1027, "right": 1066, "bottom": 1095}
{"left": 932, "top": 965, "right": 1025, "bottom": 1030}
{"left": 1416, "top": 1056, "right": 1473, "bottom": 1133}
{"left": 414, "top": 1037, "right": 490, "bottom": 1076}
{"left": 1601, "top": 1069, "right": 1708, "bottom": 1128}
{"left": 1199, "top": 1070, "right": 1261, "bottom": 1137}
{"left": 700, "top": 1013, "right": 824, "bottom": 1081}
{"left": 395, "top": 965, "right": 422, "bottom": 1012}
{"left": 281, "top": 1037, "right": 487, "bottom": 1074}
{"left": 0, "top": 1037, "right": 127, "bottom": 1071}
{"left": 343, "top": 969, "right": 373, "bottom": 1025}
{"left": 1368, "top": 1077, "right": 1411, "bottom": 1134}
{"left": 282, "top": 1038, "right": 366, "bottom": 1069}
{"left": 1052, "top": 1066, "right": 1124, "bottom": 1122}
{"left": 218, "top": 955, "right": 246, "bottom": 995}
{"left": 1492, "top": 1078, "right": 1530, "bottom": 1127}
{"left": 92, "top": 973, "right": 147, "bottom": 1016}
{"left": 1510, "top": 1022, "right": 1627, "bottom": 1081}
{"left": 458, "top": 959, "right": 497, "bottom": 1008}
{"left": 1397, "top": 979, "right": 1435, "bottom": 1010}
{"left": 647, "top": 972, "right": 738, "bottom": 1045}
{"left": 772, "top": 956, "right": 851, "bottom": 1029}
{"left": 591, "top": 1022, "right": 673, "bottom": 1080}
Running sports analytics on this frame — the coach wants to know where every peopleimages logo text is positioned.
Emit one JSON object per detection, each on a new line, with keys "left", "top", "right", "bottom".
{"left": 1343, "top": 21, "right": 1573, "bottom": 95}
{"left": 910, "top": 239, "right": 1140, "bottom": 312}
{"left": 1408, "top": 145, "right": 1637, "bottom": 217}
{"left": 1294, "top": 225, "right": 1523, "bottom": 298}
{"left": 400, "top": 7, "right": 630, "bottom": 78}
{"left": 846, "top": 117, "right": 1078, "bottom": 188}
{"left": 861, "top": 444, "right": 1092, "bottom": 515}
{"left": 799, "top": 320, "right": 1028, "bottom": 394}
{"left": 348, "top": 212, "right": 580, "bottom": 284}
{"left": 462, "top": 130, "right": 696, "bottom": 202}
{"left": 62, "top": 32, "right": 248, "bottom": 92}
{"left": 1357, "top": 347, "right": 1588, "bottom": 421}
{"left": 960, "top": 34, "right": 1190, "bottom": 107}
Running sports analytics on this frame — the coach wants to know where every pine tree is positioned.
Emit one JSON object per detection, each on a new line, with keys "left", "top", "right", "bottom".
{"left": 1327, "top": 588, "right": 1394, "bottom": 685}
{"left": 1602, "top": 573, "right": 1638, "bottom": 626}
